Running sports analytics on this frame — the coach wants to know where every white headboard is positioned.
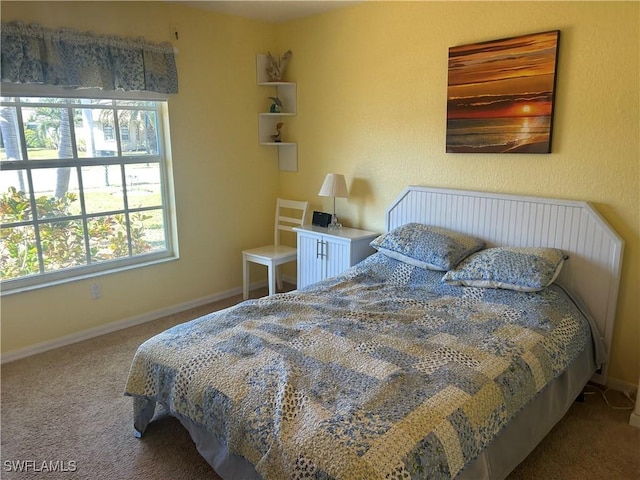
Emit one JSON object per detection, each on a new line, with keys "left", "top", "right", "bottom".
{"left": 386, "top": 186, "right": 624, "bottom": 384}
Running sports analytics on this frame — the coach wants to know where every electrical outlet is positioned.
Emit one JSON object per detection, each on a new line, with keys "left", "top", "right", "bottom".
{"left": 91, "top": 282, "right": 102, "bottom": 299}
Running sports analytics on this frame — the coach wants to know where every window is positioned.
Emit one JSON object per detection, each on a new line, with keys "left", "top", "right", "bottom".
{"left": 103, "top": 124, "right": 115, "bottom": 141}
{"left": 0, "top": 91, "right": 177, "bottom": 293}
{"left": 120, "top": 125, "right": 130, "bottom": 142}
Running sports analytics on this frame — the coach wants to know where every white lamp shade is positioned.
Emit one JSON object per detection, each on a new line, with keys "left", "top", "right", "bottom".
{"left": 318, "top": 173, "right": 349, "bottom": 198}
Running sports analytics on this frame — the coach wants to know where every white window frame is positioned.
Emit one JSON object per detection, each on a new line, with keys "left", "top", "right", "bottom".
{"left": 0, "top": 84, "right": 178, "bottom": 295}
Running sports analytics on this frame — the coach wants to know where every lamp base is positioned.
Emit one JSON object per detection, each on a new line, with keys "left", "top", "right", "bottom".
{"left": 328, "top": 214, "right": 342, "bottom": 229}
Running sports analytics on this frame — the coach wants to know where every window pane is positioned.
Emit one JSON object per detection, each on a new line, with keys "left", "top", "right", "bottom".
{"left": 31, "top": 167, "right": 82, "bottom": 218}
{"left": 23, "top": 106, "right": 74, "bottom": 160}
{"left": 88, "top": 214, "right": 130, "bottom": 263}
{"left": 77, "top": 99, "right": 112, "bottom": 106}
{"left": 19, "top": 97, "right": 78, "bottom": 104}
{"left": 0, "top": 106, "right": 24, "bottom": 161}
{"left": 131, "top": 209, "right": 166, "bottom": 254}
{"left": 0, "top": 170, "right": 32, "bottom": 222}
{"left": 39, "top": 219, "right": 87, "bottom": 272}
{"left": 0, "top": 225, "right": 39, "bottom": 279}
{"left": 119, "top": 110, "right": 158, "bottom": 155}
{"left": 98, "top": 109, "right": 117, "bottom": 156}
{"left": 125, "top": 164, "right": 162, "bottom": 209}
{"left": 116, "top": 100, "right": 155, "bottom": 108}
{"left": 82, "top": 165, "right": 124, "bottom": 214}
{"left": 75, "top": 108, "right": 117, "bottom": 158}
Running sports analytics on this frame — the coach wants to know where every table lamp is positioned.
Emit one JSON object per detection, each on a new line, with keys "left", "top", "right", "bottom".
{"left": 318, "top": 173, "right": 349, "bottom": 229}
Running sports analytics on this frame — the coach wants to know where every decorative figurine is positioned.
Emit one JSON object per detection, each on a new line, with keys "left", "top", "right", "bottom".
{"left": 268, "top": 96, "right": 283, "bottom": 113}
{"left": 265, "top": 50, "right": 292, "bottom": 81}
{"left": 271, "top": 122, "right": 284, "bottom": 142}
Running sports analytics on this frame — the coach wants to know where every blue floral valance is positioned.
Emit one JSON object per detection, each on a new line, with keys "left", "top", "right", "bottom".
{"left": 1, "top": 21, "right": 178, "bottom": 94}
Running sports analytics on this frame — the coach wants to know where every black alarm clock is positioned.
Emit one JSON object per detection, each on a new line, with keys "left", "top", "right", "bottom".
{"left": 312, "top": 211, "right": 332, "bottom": 228}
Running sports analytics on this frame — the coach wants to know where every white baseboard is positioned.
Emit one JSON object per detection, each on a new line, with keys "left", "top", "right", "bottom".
{"left": 0, "top": 282, "right": 267, "bottom": 365}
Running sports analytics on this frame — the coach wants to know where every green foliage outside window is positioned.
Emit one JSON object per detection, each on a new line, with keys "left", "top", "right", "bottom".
{"left": 0, "top": 187, "right": 152, "bottom": 280}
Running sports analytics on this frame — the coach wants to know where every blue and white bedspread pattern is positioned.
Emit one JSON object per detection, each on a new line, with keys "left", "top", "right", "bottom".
{"left": 125, "top": 253, "right": 592, "bottom": 480}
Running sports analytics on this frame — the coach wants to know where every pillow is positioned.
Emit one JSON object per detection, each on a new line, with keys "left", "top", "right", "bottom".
{"left": 369, "top": 223, "right": 485, "bottom": 271}
{"left": 442, "top": 247, "right": 567, "bottom": 292}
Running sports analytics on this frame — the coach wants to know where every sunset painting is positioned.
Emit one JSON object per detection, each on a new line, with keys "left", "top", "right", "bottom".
{"left": 446, "top": 31, "right": 560, "bottom": 153}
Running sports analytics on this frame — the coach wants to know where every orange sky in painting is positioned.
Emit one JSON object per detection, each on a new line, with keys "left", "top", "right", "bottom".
{"left": 447, "top": 31, "right": 559, "bottom": 120}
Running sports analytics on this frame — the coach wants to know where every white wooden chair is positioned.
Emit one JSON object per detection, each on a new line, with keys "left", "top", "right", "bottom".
{"left": 242, "top": 198, "right": 309, "bottom": 299}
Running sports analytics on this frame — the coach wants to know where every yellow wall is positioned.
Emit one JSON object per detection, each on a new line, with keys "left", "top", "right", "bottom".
{"left": 1, "top": 1, "right": 638, "bottom": 386}
{"left": 276, "top": 1, "right": 639, "bottom": 385}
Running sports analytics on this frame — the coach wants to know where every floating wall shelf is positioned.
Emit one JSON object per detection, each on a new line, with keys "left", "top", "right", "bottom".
{"left": 256, "top": 54, "right": 297, "bottom": 172}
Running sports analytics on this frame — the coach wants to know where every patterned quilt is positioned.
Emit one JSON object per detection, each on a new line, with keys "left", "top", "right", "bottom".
{"left": 125, "top": 253, "right": 595, "bottom": 480}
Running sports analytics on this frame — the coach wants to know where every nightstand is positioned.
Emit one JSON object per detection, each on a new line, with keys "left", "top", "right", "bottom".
{"left": 293, "top": 225, "right": 379, "bottom": 289}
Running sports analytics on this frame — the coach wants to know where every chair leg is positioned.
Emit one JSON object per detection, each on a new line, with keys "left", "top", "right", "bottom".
{"left": 243, "top": 256, "right": 250, "bottom": 300}
{"left": 267, "top": 264, "right": 277, "bottom": 296}
{"left": 276, "top": 265, "right": 283, "bottom": 290}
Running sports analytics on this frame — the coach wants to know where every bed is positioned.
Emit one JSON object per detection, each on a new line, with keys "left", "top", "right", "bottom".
{"left": 125, "top": 186, "right": 623, "bottom": 480}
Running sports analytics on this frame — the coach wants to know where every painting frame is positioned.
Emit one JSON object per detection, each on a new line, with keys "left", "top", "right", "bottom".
{"left": 446, "top": 30, "right": 560, "bottom": 154}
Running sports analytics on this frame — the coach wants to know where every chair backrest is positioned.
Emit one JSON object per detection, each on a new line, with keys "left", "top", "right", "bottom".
{"left": 274, "top": 198, "right": 309, "bottom": 245}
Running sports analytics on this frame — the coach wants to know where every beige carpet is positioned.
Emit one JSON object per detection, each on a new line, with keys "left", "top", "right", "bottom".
{"left": 2, "top": 288, "right": 639, "bottom": 480}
